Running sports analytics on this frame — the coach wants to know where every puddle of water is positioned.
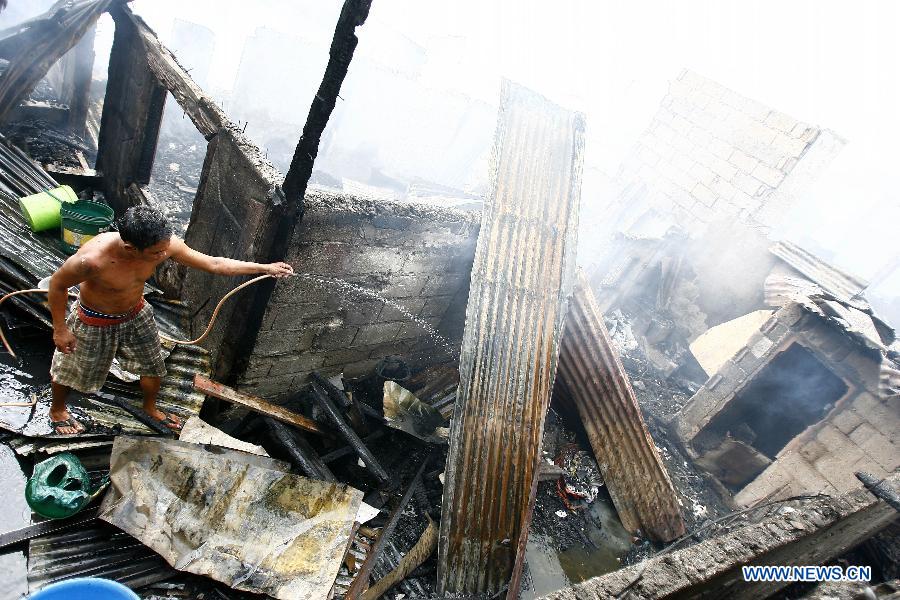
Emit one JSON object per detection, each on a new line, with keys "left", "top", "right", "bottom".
{"left": 0, "top": 443, "right": 31, "bottom": 600}
{"left": 557, "top": 497, "right": 632, "bottom": 583}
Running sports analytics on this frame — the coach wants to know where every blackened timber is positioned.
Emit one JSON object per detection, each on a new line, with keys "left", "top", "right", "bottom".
{"left": 856, "top": 472, "right": 900, "bottom": 512}
{"left": 321, "top": 429, "right": 386, "bottom": 463}
{"left": 96, "top": 3, "right": 166, "bottom": 214}
{"left": 234, "top": 0, "right": 372, "bottom": 391}
{"left": 119, "top": 8, "right": 229, "bottom": 139}
{"left": 310, "top": 381, "right": 389, "bottom": 484}
{"left": 93, "top": 393, "right": 175, "bottom": 437}
{"left": 311, "top": 371, "right": 369, "bottom": 433}
{"left": 437, "top": 81, "right": 584, "bottom": 597}
{"left": 264, "top": 417, "right": 336, "bottom": 481}
{"left": 346, "top": 458, "right": 429, "bottom": 600}
{"left": 281, "top": 0, "right": 373, "bottom": 216}
{"left": 0, "top": 508, "right": 100, "bottom": 550}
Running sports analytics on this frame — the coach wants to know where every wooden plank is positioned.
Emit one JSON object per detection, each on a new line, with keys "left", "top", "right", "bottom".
{"left": 121, "top": 8, "right": 227, "bottom": 140}
{"left": 193, "top": 374, "right": 328, "bottom": 436}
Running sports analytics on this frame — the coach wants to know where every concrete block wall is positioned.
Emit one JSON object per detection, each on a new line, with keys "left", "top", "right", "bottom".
{"left": 735, "top": 388, "right": 900, "bottom": 505}
{"left": 237, "top": 190, "right": 480, "bottom": 401}
{"left": 674, "top": 302, "right": 900, "bottom": 506}
{"left": 611, "top": 70, "right": 839, "bottom": 236}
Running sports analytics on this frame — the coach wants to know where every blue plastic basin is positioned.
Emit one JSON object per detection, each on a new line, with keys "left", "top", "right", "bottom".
{"left": 29, "top": 577, "right": 139, "bottom": 599}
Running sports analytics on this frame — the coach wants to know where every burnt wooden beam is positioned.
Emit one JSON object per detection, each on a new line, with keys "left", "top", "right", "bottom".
{"left": 96, "top": 3, "right": 166, "bottom": 214}
{"left": 119, "top": 8, "right": 228, "bottom": 140}
{"left": 346, "top": 458, "right": 428, "bottom": 599}
{"left": 281, "top": 0, "right": 373, "bottom": 216}
{"left": 310, "top": 380, "right": 389, "bottom": 485}
{"left": 193, "top": 374, "right": 330, "bottom": 437}
{"left": 264, "top": 417, "right": 336, "bottom": 481}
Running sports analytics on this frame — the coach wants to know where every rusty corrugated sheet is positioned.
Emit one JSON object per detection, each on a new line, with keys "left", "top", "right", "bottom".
{"left": 437, "top": 81, "right": 584, "bottom": 597}
{"left": 556, "top": 269, "right": 685, "bottom": 542}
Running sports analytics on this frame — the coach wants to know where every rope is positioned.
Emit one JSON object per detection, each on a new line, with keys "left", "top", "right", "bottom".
{"left": 0, "top": 274, "right": 276, "bottom": 359}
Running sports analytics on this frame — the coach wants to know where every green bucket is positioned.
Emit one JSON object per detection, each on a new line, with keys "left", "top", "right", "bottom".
{"left": 60, "top": 199, "right": 115, "bottom": 254}
{"left": 18, "top": 185, "right": 78, "bottom": 232}
{"left": 25, "top": 452, "right": 93, "bottom": 520}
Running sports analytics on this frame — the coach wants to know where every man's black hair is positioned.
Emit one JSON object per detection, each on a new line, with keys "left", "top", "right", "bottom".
{"left": 117, "top": 205, "right": 172, "bottom": 250}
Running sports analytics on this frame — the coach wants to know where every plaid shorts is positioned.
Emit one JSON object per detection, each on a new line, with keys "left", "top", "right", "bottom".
{"left": 50, "top": 300, "right": 167, "bottom": 393}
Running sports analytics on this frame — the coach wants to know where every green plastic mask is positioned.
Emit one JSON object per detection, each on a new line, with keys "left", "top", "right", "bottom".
{"left": 25, "top": 452, "right": 92, "bottom": 519}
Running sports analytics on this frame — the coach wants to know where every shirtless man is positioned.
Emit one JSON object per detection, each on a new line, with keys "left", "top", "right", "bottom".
{"left": 48, "top": 205, "right": 293, "bottom": 435}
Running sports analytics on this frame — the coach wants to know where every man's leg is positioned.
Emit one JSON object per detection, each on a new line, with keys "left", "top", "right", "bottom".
{"left": 49, "top": 381, "right": 84, "bottom": 434}
{"left": 139, "top": 376, "right": 181, "bottom": 430}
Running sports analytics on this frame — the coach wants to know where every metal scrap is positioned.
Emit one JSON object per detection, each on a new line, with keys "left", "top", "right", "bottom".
{"left": 99, "top": 436, "right": 362, "bottom": 600}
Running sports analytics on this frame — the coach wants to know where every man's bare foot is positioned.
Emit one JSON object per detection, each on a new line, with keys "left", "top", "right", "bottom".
{"left": 49, "top": 408, "right": 85, "bottom": 435}
{"left": 144, "top": 407, "right": 183, "bottom": 432}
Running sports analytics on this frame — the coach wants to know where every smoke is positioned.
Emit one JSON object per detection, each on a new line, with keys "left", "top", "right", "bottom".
{"left": 1, "top": 0, "right": 898, "bottom": 320}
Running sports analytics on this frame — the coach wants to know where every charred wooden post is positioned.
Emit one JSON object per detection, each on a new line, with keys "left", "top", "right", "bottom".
{"left": 64, "top": 23, "right": 96, "bottom": 136}
{"left": 320, "top": 429, "right": 386, "bottom": 464}
{"left": 437, "top": 81, "right": 584, "bottom": 598}
{"left": 93, "top": 393, "right": 175, "bottom": 436}
{"left": 264, "top": 417, "right": 336, "bottom": 482}
{"left": 96, "top": 3, "right": 166, "bottom": 214}
{"left": 238, "top": 0, "right": 374, "bottom": 392}
{"left": 346, "top": 458, "right": 429, "bottom": 600}
{"left": 310, "top": 380, "right": 390, "bottom": 485}
{"left": 311, "top": 371, "right": 369, "bottom": 434}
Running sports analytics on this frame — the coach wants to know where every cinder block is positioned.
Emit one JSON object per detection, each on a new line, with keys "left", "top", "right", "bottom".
{"left": 321, "top": 347, "right": 371, "bottom": 367}
{"left": 352, "top": 322, "right": 402, "bottom": 347}
{"left": 849, "top": 422, "right": 899, "bottom": 472}
{"left": 729, "top": 149, "right": 759, "bottom": 174}
{"left": 421, "top": 295, "right": 454, "bottom": 317}
{"left": 732, "top": 172, "right": 766, "bottom": 197}
{"left": 379, "top": 298, "right": 428, "bottom": 322}
{"left": 852, "top": 392, "right": 900, "bottom": 441}
{"left": 691, "top": 183, "right": 717, "bottom": 208}
{"left": 422, "top": 273, "right": 469, "bottom": 296}
{"left": 313, "top": 325, "right": 359, "bottom": 350}
{"left": 764, "top": 111, "right": 798, "bottom": 134}
{"left": 270, "top": 352, "right": 326, "bottom": 376}
{"left": 253, "top": 328, "right": 318, "bottom": 356}
{"left": 832, "top": 406, "right": 864, "bottom": 435}
{"left": 798, "top": 440, "right": 829, "bottom": 464}
{"left": 380, "top": 274, "right": 429, "bottom": 299}
{"left": 751, "top": 163, "right": 786, "bottom": 188}
{"left": 402, "top": 249, "right": 453, "bottom": 274}
{"left": 344, "top": 247, "right": 405, "bottom": 275}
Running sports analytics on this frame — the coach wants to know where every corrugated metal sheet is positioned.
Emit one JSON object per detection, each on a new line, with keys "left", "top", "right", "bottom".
{"left": 556, "top": 269, "right": 685, "bottom": 542}
{"left": 769, "top": 241, "right": 868, "bottom": 308}
{"left": 28, "top": 522, "right": 174, "bottom": 592}
{"left": 437, "top": 81, "right": 584, "bottom": 596}
{"left": 0, "top": 133, "right": 209, "bottom": 435}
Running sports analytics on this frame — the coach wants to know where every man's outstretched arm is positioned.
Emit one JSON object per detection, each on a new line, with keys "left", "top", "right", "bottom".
{"left": 167, "top": 238, "right": 294, "bottom": 277}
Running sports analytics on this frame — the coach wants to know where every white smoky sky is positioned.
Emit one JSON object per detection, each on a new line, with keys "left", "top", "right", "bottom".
{"left": 4, "top": 1, "right": 900, "bottom": 309}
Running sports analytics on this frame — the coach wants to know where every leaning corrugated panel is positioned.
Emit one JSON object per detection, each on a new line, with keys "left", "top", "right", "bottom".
{"left": 557, "top": 269, "right": 685, "bottom": 542}
{"left": 437, "top": 80, "right": 584, "bottom": 597}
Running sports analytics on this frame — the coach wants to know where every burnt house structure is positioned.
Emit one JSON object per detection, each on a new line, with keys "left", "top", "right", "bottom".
{"left": 673, "top": 245, "right": 900, "bottom": 505}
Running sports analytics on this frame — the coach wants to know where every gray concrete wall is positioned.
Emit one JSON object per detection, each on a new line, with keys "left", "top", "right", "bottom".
{"left": 237, "top": 191, "right": 480, "bottom": 401}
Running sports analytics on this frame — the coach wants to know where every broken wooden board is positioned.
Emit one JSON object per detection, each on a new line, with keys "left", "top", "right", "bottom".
{"left": 193, "top": 374, "right": 328, "bottom": 436}
{"left": 556, "top": 269, "right": 686, "bottom": 542}
{"left": 437, "top": 81, "right": 584, "bottom": 597}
